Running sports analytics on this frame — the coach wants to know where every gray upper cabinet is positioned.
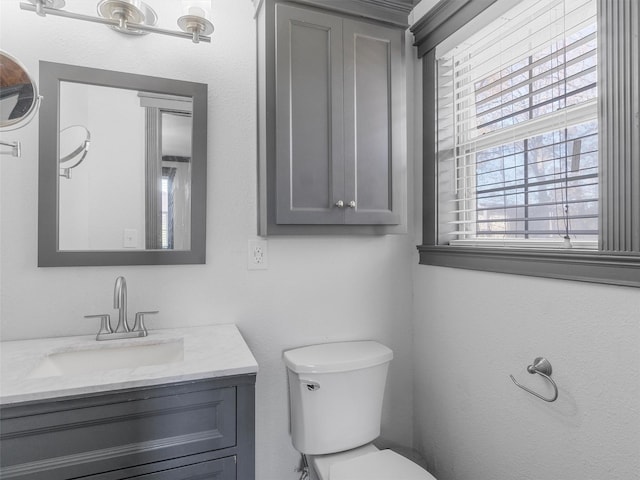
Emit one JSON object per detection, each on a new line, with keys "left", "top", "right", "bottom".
{"left": 257, "top": 0, "right": 407, "bottom": 235}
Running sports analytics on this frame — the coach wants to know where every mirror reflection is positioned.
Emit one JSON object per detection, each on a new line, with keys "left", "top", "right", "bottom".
{"left": 59, "top": 125, "right": 91, "bottom": 179}
{"left": 58, "top": 82, "right": 193, "bottom": 252}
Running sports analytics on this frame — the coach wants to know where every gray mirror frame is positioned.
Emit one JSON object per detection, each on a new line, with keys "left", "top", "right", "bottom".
{"left": 38, "top": 61, "right": 207, "bottom": 266}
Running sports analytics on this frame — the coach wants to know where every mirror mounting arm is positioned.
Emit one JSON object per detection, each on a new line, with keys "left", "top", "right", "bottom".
{"left": 0, "top": 140, "right": 21, "bottom": 157}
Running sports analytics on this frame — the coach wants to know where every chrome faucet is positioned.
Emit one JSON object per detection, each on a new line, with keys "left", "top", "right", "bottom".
{"left": 114, "top": 276, "right": 130, "bottom": 333}
{"left": 85, "top": 276, "right": 158, "bottom": 341}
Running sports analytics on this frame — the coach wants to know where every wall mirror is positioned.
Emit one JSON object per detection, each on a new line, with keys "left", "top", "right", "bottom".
{"left": 38, "top": 61, "right": 207, "bottom": 266}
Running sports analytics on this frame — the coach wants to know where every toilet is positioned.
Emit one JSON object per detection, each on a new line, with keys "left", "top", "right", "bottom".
{"left": 283, "top": 341, "right": 436, "bottom": 480}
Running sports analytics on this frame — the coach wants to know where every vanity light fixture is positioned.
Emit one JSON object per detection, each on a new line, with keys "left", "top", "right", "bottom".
{"left": 20, "top": 0, "right": 214, "bottom": 44}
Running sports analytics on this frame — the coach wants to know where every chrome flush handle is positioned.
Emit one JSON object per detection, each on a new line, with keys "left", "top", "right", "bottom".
{"left": 302, "top": 380, "right": 320, "bottom": 391}
{"left": 335, "top": 200, "right": 344, "bottom": 208}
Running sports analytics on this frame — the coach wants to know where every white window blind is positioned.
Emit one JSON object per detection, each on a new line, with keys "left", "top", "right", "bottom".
{"left": 436, "top": 0, "right": 598, "bottom": 248}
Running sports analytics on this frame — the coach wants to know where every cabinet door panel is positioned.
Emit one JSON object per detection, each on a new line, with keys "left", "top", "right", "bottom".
{"left": 343, "top": 20, "right": 402, "bottom": 225}
{"left": 275, "top": 4, "right": 345, "bottom": 224}
{"left": 122, "top": 456, "right": 235, "bottom": 480}
{"left": 0, "top": 384, "right": 236, "bottom": 480}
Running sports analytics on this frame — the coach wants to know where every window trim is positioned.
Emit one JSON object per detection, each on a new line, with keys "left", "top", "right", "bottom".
{"left": 412, "top": 0, "right": 640, "bottom": 288}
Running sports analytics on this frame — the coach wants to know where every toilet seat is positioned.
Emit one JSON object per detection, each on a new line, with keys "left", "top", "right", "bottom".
{"left": 329, "top": 449, "right": 435, "bottom": 480}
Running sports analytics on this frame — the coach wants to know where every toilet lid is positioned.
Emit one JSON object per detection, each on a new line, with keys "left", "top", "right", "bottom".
{"left": 330, "top": 450, "right": 436, "bottom": 480}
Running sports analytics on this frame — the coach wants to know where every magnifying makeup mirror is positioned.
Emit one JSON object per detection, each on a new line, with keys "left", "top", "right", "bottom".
{"left": 59, "top": 125, "right": 91, "bottom": 178}
{"left": 1, "top": 50, "right": 41, "bottom": 156}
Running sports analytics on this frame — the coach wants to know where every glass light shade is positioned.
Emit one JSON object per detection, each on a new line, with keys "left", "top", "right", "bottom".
{"left": 181, "top": 0, "right": 211, "bottom": 20}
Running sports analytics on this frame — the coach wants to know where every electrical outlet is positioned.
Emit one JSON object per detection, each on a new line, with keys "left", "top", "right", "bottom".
{"left": 123, "top": 229, "right": 138, "bottom": 248}
{"left": 248, "top": 239, "right": 268, "bottom": 270}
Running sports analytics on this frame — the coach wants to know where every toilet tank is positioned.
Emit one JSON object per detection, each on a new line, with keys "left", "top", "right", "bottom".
{"left": 283, "top": 341, "right": 393, "bottom": 455}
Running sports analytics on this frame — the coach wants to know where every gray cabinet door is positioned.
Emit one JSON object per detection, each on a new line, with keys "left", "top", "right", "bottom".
{"left": 343, "top": 20, "right": 402, "bottom": 225}
{"left": 0, "top": 376, "right": 255, "bottom": 480}
{"left": 275, "top": 4, "right": 345, "bottom": 224}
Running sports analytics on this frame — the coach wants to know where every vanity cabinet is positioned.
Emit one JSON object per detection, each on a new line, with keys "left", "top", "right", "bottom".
{"left": 257, "top": 0, "right": 407, "bottom": 235}
{"left": 0, "top": 375, "right": 255, "bottom": 480}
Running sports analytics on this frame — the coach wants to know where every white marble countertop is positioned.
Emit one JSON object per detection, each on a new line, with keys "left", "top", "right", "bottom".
{"left": 0, "top": 324, "right": 258, "bottom": 405}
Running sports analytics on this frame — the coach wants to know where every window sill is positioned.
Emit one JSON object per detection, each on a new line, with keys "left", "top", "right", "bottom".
{"left": 417, "top": 244, "right": 640, "bottom": 288}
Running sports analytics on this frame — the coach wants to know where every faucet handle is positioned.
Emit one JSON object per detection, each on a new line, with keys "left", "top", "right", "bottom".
{"left": 133, "top": 311, "right": 158, "bottom": 336}
{"left": 85, "top": 314, "right": 112, "bottom": 340}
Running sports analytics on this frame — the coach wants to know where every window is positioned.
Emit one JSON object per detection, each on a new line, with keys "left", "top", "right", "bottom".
{"left": 161, "top": 168, "right": 176, "bottom": 250}
{"left": 412, "top": 0, "right": 640, "bottom": 287}
{"left": 436, "top": 0, "right": 598, "bottom": 247}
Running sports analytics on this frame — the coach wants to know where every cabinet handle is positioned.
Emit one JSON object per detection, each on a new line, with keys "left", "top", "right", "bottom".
{"left": 348, "top": 201, "right": 356, "bottom": 208}
{"left": 335, "top": 200, "right": 344, "bottom": 208}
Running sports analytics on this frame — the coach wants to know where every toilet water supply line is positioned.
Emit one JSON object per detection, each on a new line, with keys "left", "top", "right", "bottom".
{"left": 296, "top": 454, "right": 310, "bottom": 480}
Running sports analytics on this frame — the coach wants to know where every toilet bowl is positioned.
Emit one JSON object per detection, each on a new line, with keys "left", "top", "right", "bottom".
{"left": 284, "top": 341, "right": 436, "bottom": 480}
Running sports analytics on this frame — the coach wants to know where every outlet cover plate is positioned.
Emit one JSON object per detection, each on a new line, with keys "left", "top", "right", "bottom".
{"left": 248, "top": 239, "right": 268, "bottom": 270}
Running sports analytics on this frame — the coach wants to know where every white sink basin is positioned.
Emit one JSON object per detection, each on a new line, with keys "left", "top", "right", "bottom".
{"left": 27, "top": 339, "right": 185, "bottom": 378}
